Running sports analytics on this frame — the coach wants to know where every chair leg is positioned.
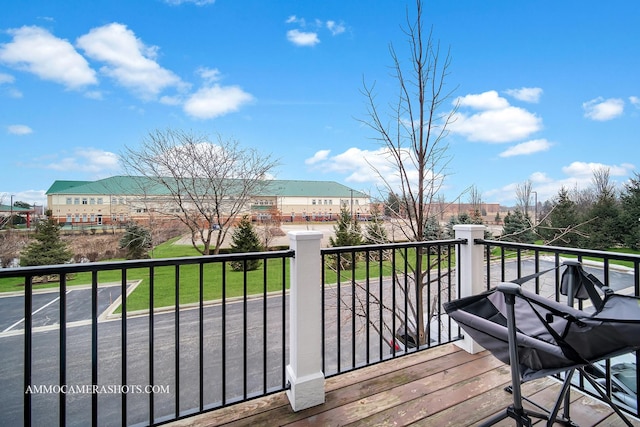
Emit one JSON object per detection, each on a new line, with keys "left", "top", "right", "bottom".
{"left": 546, "top": 369, "right": 576, "bottom": 427}
{"left": 578, "top": 367, "right": 633, "bottom": 427}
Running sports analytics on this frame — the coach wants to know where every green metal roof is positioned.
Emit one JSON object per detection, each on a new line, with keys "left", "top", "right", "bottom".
{"left": 46, "top": 176, "right": 172, "bottom": 196}
{"left": 261, "top": 180, "right": 368, "bottom": 198}
{"left": 46, "top": 176, "right": 368, "bottom": 198}
{"left": 0, "top": 204, "right": 33, "bottom": 212}
{"left": 45, "top": 180, "right": 92, "bottom": 194}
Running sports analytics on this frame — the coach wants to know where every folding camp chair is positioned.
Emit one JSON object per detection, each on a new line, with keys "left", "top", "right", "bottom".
{"left": 444, "top": 261, "right": 639, "bottom": 427}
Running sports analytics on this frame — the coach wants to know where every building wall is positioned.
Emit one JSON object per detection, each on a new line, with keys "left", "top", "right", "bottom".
{"left": 47, "top": 192, "right": 371, "bottom": 225}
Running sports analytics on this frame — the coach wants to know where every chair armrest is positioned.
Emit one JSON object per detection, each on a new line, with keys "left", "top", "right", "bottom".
{"left": 497, "top": 282, "right": 522, "bottom": 296}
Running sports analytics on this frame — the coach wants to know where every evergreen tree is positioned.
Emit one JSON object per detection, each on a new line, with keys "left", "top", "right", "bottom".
{"left": 329, "top": 208, "right": 362, "bottom": 269}
{"left": 119, "top": 222, "right": 152, "bottom": 260}
{"left": 584, "top": 194, "right": 623, "bottom": 250}
{"left": 501, "top": 210, "right": 535, "bottom": 243}
{"left": 582, "top": 167, "right": 624, "bottom": 249}
{"left": 423, "top": 216, "right": 442, "bottom": 241}
{"left": 365, "top": 207, "right": 388, "bottom": 244}
{"left": 230, "top": 215, "right": 263, "bottom": 271}
{"left": 20, "top": 215, "right": 73, "bottom": 274}
{"left": 470, "top": 209, "right": 484, "bottom": 225}
{"left": 329, "top": 208, "right": 363, "bottom": 247}
{"left": 494, "top": 212, "right": 501, "bottom": 224}
{"left": 444, "top": 215, "right": 458, "bottom": 239}
{"left": 620, "top": 173, "right": 640, "bottom": 249}
{"left": 384, "top": 192, "right": 402, "bottom": 218}
{"left": 538, "top": 187, "right": 583, "bottom": 247}
{"left": 457, "top": 212, "right": 471, "bottom": 224}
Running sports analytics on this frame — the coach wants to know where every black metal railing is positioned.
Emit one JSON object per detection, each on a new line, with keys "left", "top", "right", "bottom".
{"left": 320, "top": 239, "right": 464, "bottom": 377}
{"left": 0, "top": 250, "right": 293, "bottom": 427}
{"left": 478, "top": 239, "right": 640, "bottom": 417}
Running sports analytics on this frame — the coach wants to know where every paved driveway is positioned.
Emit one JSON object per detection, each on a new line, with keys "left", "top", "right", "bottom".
{"left": 0, "top": 283, "right": 128, "bottom": 336}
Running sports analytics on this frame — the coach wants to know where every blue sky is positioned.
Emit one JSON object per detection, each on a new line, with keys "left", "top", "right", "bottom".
{"left": 1, "top": 0, "right": 638, "bottom": 208}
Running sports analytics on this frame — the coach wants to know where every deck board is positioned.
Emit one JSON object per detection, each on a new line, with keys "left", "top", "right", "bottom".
{"left": 167, "top": 343, "right": 640, "bottom": 427}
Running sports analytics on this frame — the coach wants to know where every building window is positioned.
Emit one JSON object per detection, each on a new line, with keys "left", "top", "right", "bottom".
{"left": 66, "top": 198, "right": 72, "bottom": 205}
{"left": 82, "top": 214, "right": 88, "bottom": 222}
{"left": 90, "top": 214, "right": 95, "bottom": 223}
{"left": 82, "top": 198, "right": 88, "bottom": 205}
{"left": 75, "top": 214, "right": 80, "bottom": 222}
{"left": 97, "top": 198, "right": 103, "bottom": 205}
{"left": 90, "top": 198, "right": 95, "bottom": 205}
{"left": 312, "top": 199, "right": 316, "bottom": 205}
{"left": 74, "top": 198, "right": 80, "bottom": 205}
{"left": 66, "top": 214, "right": 72, "bottom": 223}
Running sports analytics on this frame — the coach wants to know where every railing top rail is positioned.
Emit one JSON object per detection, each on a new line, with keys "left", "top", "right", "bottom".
{"left": 477, "top": 238, "right": 640, "bottom": 263}
{"left": 0, "top": 249, "right": 295, "bottom": 279}
{"left": 320, "top": 238, "right": 466, "bottom": 255}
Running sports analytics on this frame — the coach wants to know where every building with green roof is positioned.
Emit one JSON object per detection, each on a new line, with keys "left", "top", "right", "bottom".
{"left": 46, "top": 176, "right": 370, "bottom": 225}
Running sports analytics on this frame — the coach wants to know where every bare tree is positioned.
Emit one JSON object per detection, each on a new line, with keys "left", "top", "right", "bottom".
{"left": 121, "top": 129, "right": 278, "bottom": 255}
{"left": 468, "top": 184, "right": 483, "bottom": 213}
{"left": 591, "top": 166, "right": 615, "bottom": 200}
{"left": 356, "top": 0, "right": 458, "bottom": 346}
{"left": 515, "top": 179, "right": 533, "bottom": 217}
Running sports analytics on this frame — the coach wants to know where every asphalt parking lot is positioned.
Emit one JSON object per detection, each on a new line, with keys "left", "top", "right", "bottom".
{"left": 0, "top": 283, "right": 128, "bottom": 336}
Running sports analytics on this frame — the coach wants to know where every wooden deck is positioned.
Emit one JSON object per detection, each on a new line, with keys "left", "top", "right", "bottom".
{"left": 168, "top": 343, "right": 640, "bottom": 427}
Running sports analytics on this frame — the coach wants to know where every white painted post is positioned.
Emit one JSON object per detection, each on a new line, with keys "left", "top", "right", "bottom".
{"left": 286, "top": 231, "right": 325, "bottom": 411}
{"left": 453, "top": 224, "right": 486, "bottom": 354}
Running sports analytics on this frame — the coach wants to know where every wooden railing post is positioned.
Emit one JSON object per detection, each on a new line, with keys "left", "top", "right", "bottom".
{"left": 286, "top": 231, "right": 325, "bottom": 411}
{"left": 454, "top": 224, "right": 486, "bottom": 354}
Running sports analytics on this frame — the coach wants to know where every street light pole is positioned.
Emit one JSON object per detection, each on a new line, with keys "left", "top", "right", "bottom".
{"left": 10, "top": 194, "right": 14, "bottom": 228}
{"left": 350, "top": 189, "right": 354, "bottom": 220}
{"left": 531, "top": 191, "right": 537, "bottom": 226}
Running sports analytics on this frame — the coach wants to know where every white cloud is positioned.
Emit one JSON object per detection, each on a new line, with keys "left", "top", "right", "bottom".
{"left": 0, "top": 72, "right": 15, "bottom": 84}
{"left": 582, "top": 97, "right": 624, "bottom": 121}
{"left": 305, "top": 150, "right": 331, "bottom": 165}
{"left": 630, "top": 96, "right": 640, "bottom": 108}
{"left": 499, "top": 139, "right": 551, "bottom": 157}
{"left": 450, "top": 90, "right": 542, "bottom": 143}
{"left": 44, "top": 148, "right": 119, "bottom": 173}
{"left": 183, "top": 84, "right": 254, "bottom": 119}
{"left": 7, "top": 88, "right": 23, "bottom": 98}
{"left": 285, "top": 16, "right": 346, "bottom": 46}
{"left": 561, "top": 161, "right": 634, "bottom": 179}
{"left": 456, "top": 90, "right": 509, "bottom": 110}
{"left": 486, "top": 161, "right": 636, "bottom": 205}
{"left": 286, "top": 15, "right": 304, "bottom": 25}
{"left": 7, "top": 124, "right": 33, "bottom": 135}
{"left": 84, "top": 90, "right": 103, "bottom": 100}
{"left": 0, "top": 26, "right": 97, "bottom": 89}
{"left": 10, "top": 190, "right": 47, "bottom": 207}
{"left": 451, "top": 108, "right": 542, "bottom": 143}
{"left": 77, "top": 23, "right": 183, "bottom": 99}
{"left": 196, "top": 67, "right": 222, "bottom": 83}
{"left": 305, "top": 146, "right": 442, "bottom": 192}
{"left": 505, "top": 87, "right": 543, "bottom": 103}
{"left": 164, "top": 0, "right": 215, "bottom": 5}
{"left": 286, "top": 29, "right": 320, "bottom": 47}
{"left": 326, "top": 21, "right": 346, "bottom": 36}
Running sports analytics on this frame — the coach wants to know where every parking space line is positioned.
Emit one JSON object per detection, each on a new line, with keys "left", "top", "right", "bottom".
{"left": 2, "top": 290, "right": 70, "bottom": 333}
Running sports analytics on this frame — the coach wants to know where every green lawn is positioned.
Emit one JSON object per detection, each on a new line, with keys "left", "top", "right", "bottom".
{"left": 0, "top": 240, "right": 455, "bottom": 312}
{"left": 489, "top": 243, "right": 640, "bottom": 269}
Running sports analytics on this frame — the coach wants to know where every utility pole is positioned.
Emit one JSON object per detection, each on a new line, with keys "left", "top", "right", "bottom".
{"left": 531, "top": 191, "right": 538, "bottom": 226}
{"left": 10, "top": 194, "right": 14, "bottom": 228}
{"left": 350, "top": 189, "right": 354, "bottom": 220}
